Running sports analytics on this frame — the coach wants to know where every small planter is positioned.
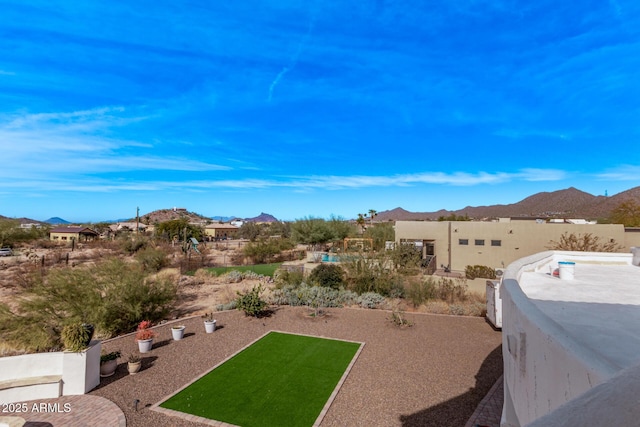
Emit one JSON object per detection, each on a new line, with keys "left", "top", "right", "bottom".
{"left": 137, "top": 338, "right": 153, "bottom": 353}
{"left": 100, "top": 359, "right": 118, "bottom": 377}
{"left": 171, "top": 326, "right": 185, "bottom": 341}
{"left": 128, "top": 361, "right": 142, "bottom": 375}
{"left": 204, "top": 320, "right": 216, "bottom": 333}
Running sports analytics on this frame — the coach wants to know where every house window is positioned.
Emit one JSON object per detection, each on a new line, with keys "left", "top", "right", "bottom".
{"left": 491, "top": 240, "right": 502, "bottom": 246}
{"left": 475, "top": 239, "right": 485, "bottom": 246}
{"left": 458, "top": 239, "right": 469, "bottom": 245}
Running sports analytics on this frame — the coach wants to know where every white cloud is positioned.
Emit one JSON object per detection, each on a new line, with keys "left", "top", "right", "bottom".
{"left": 595, "top": 165, "right": 640, "bottom": 181}
{"left": 1, "top": 168, "right": 571, "bottom": 194}
{"left": 0, "top": 106, "right": 231, "bottom": 179}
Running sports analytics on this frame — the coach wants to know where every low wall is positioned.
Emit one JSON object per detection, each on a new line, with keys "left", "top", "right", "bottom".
{"left": 501, "top": 251, "right": 632, "bottom": 427}
{"left": 0, "top": 340, "right": 101, "bottom": 404}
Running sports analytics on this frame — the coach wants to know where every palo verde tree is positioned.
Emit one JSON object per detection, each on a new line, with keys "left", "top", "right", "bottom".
{"left": 291, "top": 217, "right": 334, "bottom": 249}
{"left": 363, "top": 222, "right": 395, "bottom": 250}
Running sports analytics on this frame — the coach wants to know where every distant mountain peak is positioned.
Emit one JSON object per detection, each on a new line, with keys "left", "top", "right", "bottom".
{"left": 244, "top": 212, "right": 279, "bottom": 222}
{"left": 45, "top": 217, "right": 70, "bottom": 225}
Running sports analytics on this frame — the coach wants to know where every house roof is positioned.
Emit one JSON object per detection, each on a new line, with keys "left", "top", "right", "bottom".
{"left": 50, "top": 226, "right": 99, "bottom": 235}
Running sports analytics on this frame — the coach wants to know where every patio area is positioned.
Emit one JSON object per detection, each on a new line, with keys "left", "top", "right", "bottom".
{"left": 3, "top": 306, "right": 502, "bottom": 426}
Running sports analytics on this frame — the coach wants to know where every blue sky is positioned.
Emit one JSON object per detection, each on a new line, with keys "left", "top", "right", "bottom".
{"left": 1, "top": 1, "right": 639, "bottom": 222}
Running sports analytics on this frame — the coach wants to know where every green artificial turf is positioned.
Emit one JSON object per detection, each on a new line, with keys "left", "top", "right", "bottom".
{"left": 160, "top": 331, "right": 361, "bottom": 427}
{"left": 204, "top": 262, "right": 282, "bottom": 277}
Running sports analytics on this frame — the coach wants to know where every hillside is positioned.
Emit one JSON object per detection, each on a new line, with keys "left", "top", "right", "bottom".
{"left": 133, "top": 209, "right": 213, "bottom": 224}
{"left": 244, "top": 212, "right": 279, "bottom": 223}
{"left": 375, "top": 186, "right": 640, "bottom": 221}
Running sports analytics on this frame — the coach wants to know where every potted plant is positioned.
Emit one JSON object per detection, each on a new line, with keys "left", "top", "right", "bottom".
{"left": 100, "top": 351, "right": 121, "bottom": 377}
{"left": 171, "top": 325, "right": 185, "bottom": 340}
{"left": 202, "top": 312, "right": 216, "bottom": 333}
{"left": 135, "top": 320, "right": 155, "bottom": 353}
{"left": 127, "top": 354, "right": 141, "bottom": 375}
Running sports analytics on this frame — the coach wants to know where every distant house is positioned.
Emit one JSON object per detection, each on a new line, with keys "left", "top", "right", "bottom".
{"left": 113, "top": 222, "right": 148, "bottom": 232}
{"left": 49, "top": 226, "right": 99, "bottom": 242}
{"left": 204, "top": 223, "right": 239, "bottom": 241}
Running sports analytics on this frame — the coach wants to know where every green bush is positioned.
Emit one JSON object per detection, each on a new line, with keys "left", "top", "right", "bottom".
{"left": 236, "top": 284, "right": 268, "bottom": 317}
{"left": 96, "top": 260, "right": 177, "bottom": 335}
{"left": 308, "top": 264, "right": 345, "bottom": 289}
{"left": 390, "top": 244, "right": 422, "bottom": 272}
{"left": 8, "top": 258, "right": 177, "bottom": 348}
{"left": 273, "top": 268, "right": 304, "bottom": 289}
{"left": 465, "top": 265, "right": 496, "bottom": 280}
{"left": 135, "top": 246, "right": 169, "bottom": 272}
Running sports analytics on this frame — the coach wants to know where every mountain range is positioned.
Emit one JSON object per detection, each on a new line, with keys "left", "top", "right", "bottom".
{"left": 375, "top": 186, "right": 640, "bottom": 222}
{"left": 2, "top": 186, "right": 639, "bottom": 225}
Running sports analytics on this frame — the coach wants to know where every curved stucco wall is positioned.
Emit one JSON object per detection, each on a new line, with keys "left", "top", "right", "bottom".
{"left": 500, "top": 251, "right": 632, "bottom": 427}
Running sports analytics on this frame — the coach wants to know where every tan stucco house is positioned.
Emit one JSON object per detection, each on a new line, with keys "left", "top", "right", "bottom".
{"left": 204, "top": 223, "right": 239, "bottom": 241}
{"left": 395, "top": 219, "right": 640, "bottom": 274}
{"left": 49, "top": 226, "right": 100, "bottom": 242}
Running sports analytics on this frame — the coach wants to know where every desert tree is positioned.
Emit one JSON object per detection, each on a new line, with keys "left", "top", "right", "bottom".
{"left": 547, "top": 232, "right": 621, "bottom": 252}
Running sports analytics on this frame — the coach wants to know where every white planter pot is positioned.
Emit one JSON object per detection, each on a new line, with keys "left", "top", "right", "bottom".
{"left": 137, "top": 338, "right": 153, "bottom": 353}
{"left": 204, "top": 320, "right": 216, "bottom": 333}
{"left": 171, "top": 326, "right": 185, "bottom": 340}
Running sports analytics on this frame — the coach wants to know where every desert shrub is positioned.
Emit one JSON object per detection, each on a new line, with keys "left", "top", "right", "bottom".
{"left": 273, "top": 268, "right": 305, "bottom": 289}
{"left": 448, "top": 305, "right": 466, "bottom": 316}
{"left": 433, "top": 277, "right": 469, "bottom": 303}
{"left": 338, "top": 289, "right": 359, "bottom": 306}
{"left": 268, "top": 285, "right": 360, "bottom": 309}
{"left": 120, "top": 236, "right": 148, "bottom": 255}
{"left": 547, "top": 232, "right": 622, "bottom": 252}
{"left": 308, "top": 264, "right": 345, "bottom": 289}
{"left": 215, "top": 301, "right": 237, "bottom": 311}
{"left": 135, "top": 246, "right": 169, "bottom": 272}
{"left": 0, "top": 302, "right": 61, "bottom": 352}
{"left": 465, "top": 301, "right": 487, "bottom": 317}
{"left": 225, "top": 270, "right": 243, "bottom": 283}
{"left": 356, "top": 292, "right": 385, "bottom": 309}
{"left": 388, "top": 308, "right": 413, "bottom": 327}
{"left": 236, "top": 284, "right": 268, "bottom": 317}
{"left": 407, "top": 278, "right": 436, "bottom": 307}
{"left": 465, "top": 265, "right": 496, "bottom": 280}
{"left": 422, "top": 300, "right": 452, "bottom": 314}
{"left": 12, "top": 258, "right": 177, "bottom": 343}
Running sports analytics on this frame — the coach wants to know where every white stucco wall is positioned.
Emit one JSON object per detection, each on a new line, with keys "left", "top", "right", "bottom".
{"left": 0, "top": 340, "right": 101, "bottom": 404}
{"left": 500, "top": 251, "right": 636, "bottom": 427}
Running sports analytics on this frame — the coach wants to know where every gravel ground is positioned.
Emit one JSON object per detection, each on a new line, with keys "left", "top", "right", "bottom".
{"left": 92, "top": 307, "right": 502, "bottom": 427}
